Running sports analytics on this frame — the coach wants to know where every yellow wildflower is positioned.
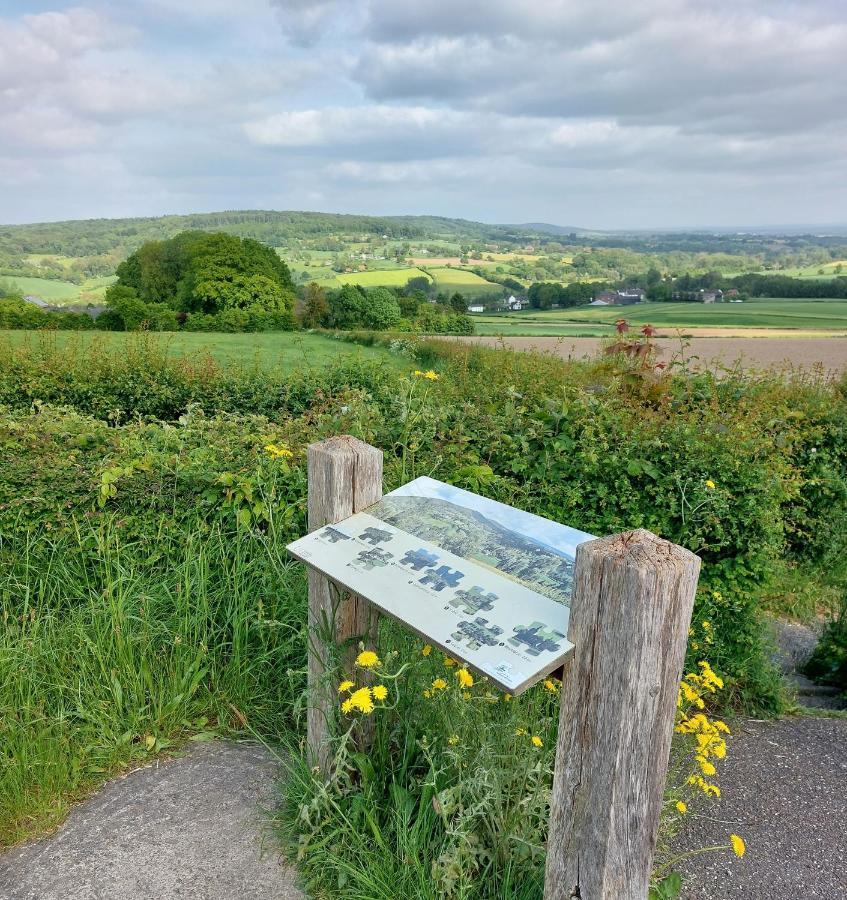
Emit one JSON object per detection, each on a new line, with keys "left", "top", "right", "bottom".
{"left": 348, "top": 687, "right": 374, "bottom": 714}
{"left": 515, "top": 727, "right": 527, "bottom": 736}
{"left": 697, "top": 756, "right": 717, "bottom": 777}
{"left": 443, "top": 656, "right": 457, "bottom": 667}
{"left": 431, "top": 678, "right": 447, "bottom": 691}
{"left": 264, "top": 443, "right": 293, "bottom": 458}
{"left": 372, "top": 685, "right": 388, "bottom": 701}
{"left": 705, "top": 479, "right": 715, "bottom": 489}
{"left": 713, "top": 720, "right": 730, "bottom": 734}
{"left": 531, "top": 735, "right": 543, "bottom": 748}
{"left": 421, "top": 644, "right": 432, "bottom": 657}
{"left": 338, "top": 680, "right": 354, "bottom": 693}
{"left": 702, "top": 620, "right": 711, "bottom": 630}
{"left": 730, "top": 834, "right": 746, "bottom": 858}
{"left": 423, "top": 370, "right": 439, "bottom": 380}
{"left": 447, "top": 735, "right": 459, "bottom": 746}
{"left": 341, "top": 698, "right": 353, "bottom": 714}
{"left": 543, "top": 679, "right": 558, "bottom": 693}
{"left": 676, "top": 801, "right": 687, "bottom": 814}
{"left": 712, "top": 590, "right": 722, "bottom": 601}
{"left": 503, "top": 693, "right": 512, "bottom": 702}
{"left": 423, "top": 690, "right": 431, "bottom": 699}
{"left": 355, "top": 650, "right": 381, "bottom": 669}
{"left": 456, "top": 668, "right": 474, "bottom": 688}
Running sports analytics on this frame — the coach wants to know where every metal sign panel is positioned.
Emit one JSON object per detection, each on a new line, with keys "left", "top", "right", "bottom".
{"left": 287, "top": 476, "right": 596, "bottom": 694}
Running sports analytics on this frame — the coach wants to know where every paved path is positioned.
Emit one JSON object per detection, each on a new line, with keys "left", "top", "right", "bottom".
{"left": 0, "top": 741, "right": 304, "bottom": 900}
{"left": 676, "top": 715, "right": 847, "bottom": 899}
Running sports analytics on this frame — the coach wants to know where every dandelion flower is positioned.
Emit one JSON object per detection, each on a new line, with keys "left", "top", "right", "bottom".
{"left": 730, "top": 834, "right": 746, "bottom": 858}
{"left": 705, "top": 479, "right": 716, "bottom": 489}
{"left": 341, "top": 698, "right": 353, "bottom": 714}
{"left": 448, "top": 735, "right": 459, "bottom": 746}
{"left": 456, "top": 668, "right": 474, "bottom": 688}
{"left": 355, "top": 650, "right": 381, "bottom": 669}
{"left": 421, "top": 644, "right": 432, "bottom": 657}
{"left": 443, "top": 656, "right": 457, "bottom": 667}
{"left": 503, "top": 693, "right": 512, "bottom": 702}
{"left": 338, "top": 680, "right": 354, "bottom": 693}
{"left": 676, "top": 801, "right": 687, "bottom": 814}
{"left": 543, "top": 679, "right": 558, "bottom": 693}
{"left": 372, "top": 685, "right": 388, "bottom": 701}
{"left": 531, "top": 735, "right": 543, "bottom": 748}
{"left": 424, "top": 370, "right": 439, "bottom": 380}
{"left": 515, "top": 727, "right": 527, "bottom": 736}
{"left": 348, "top": 687, "right": 374, "bottom": 714}
{"left": 432, "top": 678, "right": 447, "bottom": 691}
{"left": 423, "top": 690, "right": 431, "bottom": 699}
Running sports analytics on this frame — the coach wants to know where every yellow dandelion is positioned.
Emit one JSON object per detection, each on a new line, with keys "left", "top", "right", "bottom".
{"left": 503, "top": 693, "right": 512, "bottom": 702}
{"left": 372, "top": 685, "right": 388, "bottom": 701}
{"left": 432, "top": 678, "right": 447, "bottom": 691}
{"left": 531, "top": 735, "right": 543, "bottom": 748}
{"left": 676, "top": 801, "right": 687, "bottom": 814}
{"left": 515, "top": 727, "right": 527, "bottom": 736}
{"left": 423, "top": 370, "right": 439, "bottom": 380}
{"left": 421, "top": 644, "right": 432, "bottom": 657}
{"left": 447, "top": 735, "right": 459, "bottom": 746}
{"left": 355, "top": 650, "right": 381, "bottom": 669}
{"left": 338, "top": 680, "right": 354, "bottom": 693}
{"left": 443, "top": 656, "right": 457, "bottom": 667}
{"left": 341, "top": 698, "right": 353, "bottom": 714}
{"left": 349, "top": 687, "right": 374, "bottom": 714}
{"left": 456, "top": 668, "right": 474, "bottom": 688}
{"left": 702, "top": 620, "right": 711, "bottom": 630}
{"left": 705, "top": 479, "right": 715, "bottom": 489}
{"left": 730, "top": 834, "right": 746, "bottom": 858}
{"left": 543, "top": 679, "right": 558, "bottom": 694}
{"left": 423, "top": 690, "right": 431, "bottom": 699}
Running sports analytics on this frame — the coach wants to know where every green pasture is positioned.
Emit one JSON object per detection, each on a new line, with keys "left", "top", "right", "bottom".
{"left": 0, "top": 329, "right": 405, "bottom": 373}
{"left": 472, "top": 298, "right": 847, "bottom": 334}
{"left": 336, "top": 267, "right": 431, "bottom": 288}
{"left": 1, "top": 274, "right": 116, "bottom": 306}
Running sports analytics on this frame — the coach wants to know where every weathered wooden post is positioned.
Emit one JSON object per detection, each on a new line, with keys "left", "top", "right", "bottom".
{"left": 544, "top": 529, "right": 700, "bottom": 900}
{"left": 306, "top": 436, "right": 382, "bottom": 775}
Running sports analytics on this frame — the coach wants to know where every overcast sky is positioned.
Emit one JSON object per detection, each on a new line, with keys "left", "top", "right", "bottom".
{"left": 2, "top": 1, "right": 846, "bottom": 228}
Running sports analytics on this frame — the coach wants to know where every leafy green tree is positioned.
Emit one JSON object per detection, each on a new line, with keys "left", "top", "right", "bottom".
{"left": 449, "top": 292, "right": 467, "bottom": 313}
{"left": 328, "top": 284, "right": 367, "bottom": 329}
{"left": 404, "top": 275, "right": 432, "bottom": 296}
{"left": 300, "top": 282, "right": 329, "bottom": 328}
{"left": 362, "top": 288, "right": 401, "bottom": 330}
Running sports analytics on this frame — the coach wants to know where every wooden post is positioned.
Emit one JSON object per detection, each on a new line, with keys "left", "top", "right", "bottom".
{"left": 544, "top": 529, "right": 700, "bottom": 900}
{"left": 306, "top": 435, "right": 383, "bottom": 775}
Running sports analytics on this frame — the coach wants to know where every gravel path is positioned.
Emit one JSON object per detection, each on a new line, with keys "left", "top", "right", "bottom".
{"left": 676, "top": 715, "right": 847, "bottom": 899}
{"left": 0, "top": 741, "right": 304, "bottom": 900}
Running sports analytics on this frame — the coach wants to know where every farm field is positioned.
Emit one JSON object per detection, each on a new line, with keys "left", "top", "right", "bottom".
{"left": 1, "top": 274, "right": 116, "bottom": 306}
{"left": 335, "top": 267, "right": 431, "bottom": 288}
{"left": 472, "top": 298, "right": 847, "bottom": 334}
{"left": 454, "top": 334, "right": 847, "bottom": 375}
{"left": 0, "top": 329, "right": 404, "bottom": 373}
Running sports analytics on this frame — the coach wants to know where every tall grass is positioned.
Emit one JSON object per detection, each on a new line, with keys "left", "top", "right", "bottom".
{"left": 0, "top": 518, "right": 306, "bottom": 847}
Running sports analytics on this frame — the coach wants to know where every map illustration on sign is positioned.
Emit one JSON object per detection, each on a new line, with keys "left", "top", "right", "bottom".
{"left": 287, "top": 476, "right": 596, "bottom": 694}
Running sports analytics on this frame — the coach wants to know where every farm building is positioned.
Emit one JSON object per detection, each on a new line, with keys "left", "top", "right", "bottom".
{"left": 23, "top": 294, "right": 49, "bottom": 308}
{"left": 506, "top": 295, "right": 525, "bottom": 311}
{"left": 591, "top": 289, "right": 644, "bottom": 306}
{"left": 467, "top": 304, "right": 485, "bottom": 313}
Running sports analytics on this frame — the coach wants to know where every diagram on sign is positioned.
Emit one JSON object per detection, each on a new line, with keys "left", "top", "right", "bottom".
{"left": 287, "top": 477, "right": 596, "bottom": 693}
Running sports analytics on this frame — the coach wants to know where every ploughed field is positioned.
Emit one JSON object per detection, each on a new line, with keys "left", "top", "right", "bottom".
{"left": 454, "top": 334, "right": 847, "bottom": 375}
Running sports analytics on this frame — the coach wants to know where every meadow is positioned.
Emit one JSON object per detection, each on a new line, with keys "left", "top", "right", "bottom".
{"left": 2, "top": 331, "right": 845, "bottom": 896}
{"left": 472, "top": 298, "right": 847, "bottom": 334}
{"left": 0, "top": 329, "right": 403, "bottom": 373}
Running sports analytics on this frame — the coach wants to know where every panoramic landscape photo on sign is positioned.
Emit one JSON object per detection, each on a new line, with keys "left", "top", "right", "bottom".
{"left": 287, "top": 477, "right": 596, "bottom": 693}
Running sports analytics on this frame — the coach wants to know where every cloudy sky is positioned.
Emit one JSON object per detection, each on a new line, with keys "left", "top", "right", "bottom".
{"left": 2, "top": 0, "right": 846, "bottom": 228}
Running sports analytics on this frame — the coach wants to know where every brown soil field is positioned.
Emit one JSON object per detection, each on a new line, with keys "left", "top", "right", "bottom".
{"left": 451, "top": 335, "right": 847, "bottom": 376}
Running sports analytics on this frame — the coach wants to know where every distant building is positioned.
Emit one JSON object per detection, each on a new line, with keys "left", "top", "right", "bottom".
{"left": 592, "top": 289, "right": 643, "bottom": 306}
{"left": 701, "top": 289, "right": 723, "bottom": 303}
{"left": 468, "top": 304, "right": 485, "bottom": 313}
{"left": 23, "top": 294, "right": 49, "bottom": 308}
{"left": 593, "top": 291, "right": 618, "bottom": 305}
{"left": 507, "top": 295, "right": 525, "bottom": 310}
{"left": 589, "top": 298, "right": 613, "bottom": 306}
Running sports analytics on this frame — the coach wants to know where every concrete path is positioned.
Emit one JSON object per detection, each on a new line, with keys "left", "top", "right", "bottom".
{"left": 0, "top": 741, "right": 304, "bottom": 900}
{"left": 676, "top": 715, "right": 847, "bottom": 899}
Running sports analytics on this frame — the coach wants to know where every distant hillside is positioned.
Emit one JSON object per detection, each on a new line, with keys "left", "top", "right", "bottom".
{"left": 372, "top": 494, "right": 575, "bottom": 605}
{"left": 0, "top": 210, "right": 550, "bottom": 260}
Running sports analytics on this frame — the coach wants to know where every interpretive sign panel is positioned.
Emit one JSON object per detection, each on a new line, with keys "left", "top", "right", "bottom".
{"left": 287, "top": 476, "right": 596, "bottom": 694}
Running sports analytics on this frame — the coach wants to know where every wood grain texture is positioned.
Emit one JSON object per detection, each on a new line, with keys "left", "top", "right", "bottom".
{"left": 543, "top": 529, "right": 700, "bottom": 900}
{"left": 306, "top": 436, "right": 382, "bottom": 775}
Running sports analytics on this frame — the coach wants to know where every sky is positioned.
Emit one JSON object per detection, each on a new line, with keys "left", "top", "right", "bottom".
{"left": 1, "top": 0, "right": 846, "bottom": 229}
{"left": 390, "top": 477, "right": 596, "bottom": 561}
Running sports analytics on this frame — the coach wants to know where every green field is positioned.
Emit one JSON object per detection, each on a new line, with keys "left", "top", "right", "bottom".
{"left": 335, "top": 267, "right": 431, "bottom": 288}
{"left": 472, "top": 298, "right": 847, "bottom": 334}
{"left": 2, "top": 274, "right": 116, "bottom": 306}
{"left": 0, "top": 330, "right": 405, "bottom": 373}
